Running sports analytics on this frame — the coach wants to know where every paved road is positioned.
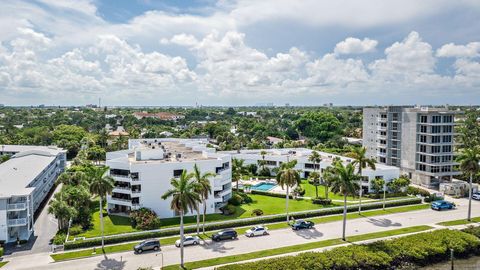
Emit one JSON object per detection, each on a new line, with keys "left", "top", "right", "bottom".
{"left": 5, "top": 198, "right": 480, "bottom": 270}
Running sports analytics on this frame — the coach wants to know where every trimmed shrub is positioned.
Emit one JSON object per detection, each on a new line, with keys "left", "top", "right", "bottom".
{"left": 463, "top": 226, "right": 480, "bottom": 238}
{"left": 311, "top": 198, "right": 332, "bottom": 205}
{"left": 236, "top": 192, "right": 253, "bottom": 204}
{"left": 69, "top": 225, "right": 83, "bottom": 236}
{"left": 218, "top": 229, "right": 480, "bottom": 270}
{"left": 365, "top": 192, "right": 407, "bottom": 199}
{"left": 130, "top": 208, "right": 161, "bottom": 230}
{"left": 251, "top": 190, "right": 293, "bottom": 199}
{"left": 251, "top": 209, "right": 264, "bottom": 216}
{"left": 228, "top": 193, "right": 243, "bottom": 206}
{"left": 0, "top": 247, "right": 3, "bottom": 257}
{"left": 53, "top": 233, "right": 66, "bottom": 245}
{"left": 224, "top": 204, "right": 237, "bottom": 215}
{"left": 407, "top": 186, "right": 431, "bottom": 197}
{"left": 294, "top": 186, "right": 306, "bottom": 196}
{"left": 64, "top": 197, "right": 421, "bottom": 250}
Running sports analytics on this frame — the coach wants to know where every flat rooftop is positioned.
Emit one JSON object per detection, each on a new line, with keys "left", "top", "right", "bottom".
{"left": 0, "top": 145, "right": 65, "bottom": 155}
{"left": 124, "top": 141, "right": 218, "bottom": 163}
{"left": 0, "top": 152, "right": 56, "bottom": 197}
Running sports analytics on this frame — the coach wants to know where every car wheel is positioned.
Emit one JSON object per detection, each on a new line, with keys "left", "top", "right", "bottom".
{"left": 154, "top": 246, "right": 159, "bottom": 251}
{"left": 263, "top": 231, "right": 268, "bottom": 235}
{"left": 193, "top": 241, "right": 198, "bottom": 245}
{"left": 231, "top": 236, "right": 235, "bottom": 240}
{"left": 138, "top": 249, "right": 143, "bottom": 253}
{"left": 250, "top": 233, "right": 254, "bottom": 237}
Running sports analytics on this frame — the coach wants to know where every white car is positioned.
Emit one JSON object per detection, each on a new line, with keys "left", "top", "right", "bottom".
{"left": 472, "top": 192, "right": 480, "bottom": 200}
{"left": 245, "top": 226, "right": 269, "bottom": 237}
{"left": 175, "top": 235, "right": 200, "bottom": 247}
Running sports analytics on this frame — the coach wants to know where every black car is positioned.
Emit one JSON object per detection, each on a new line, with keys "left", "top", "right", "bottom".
{"left": 212, "top": 229, "right": 238, "bottom": 241}
{"left": 291, "top": 220, "right": 315, "bottom": 230}
{"left": 134, "top": 239, "right": 160, "bottom": 253}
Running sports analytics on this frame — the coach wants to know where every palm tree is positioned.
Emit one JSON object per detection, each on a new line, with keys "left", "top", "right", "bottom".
{"left": 162, "top": 170, "right": 200, "bottom": 268}
{"left": 192, "top": 164, "right": 215, "bottom": 235}
{"left": 457, "top": 147, "right": 480, "bottom": 221}
{"left": 232, "top": 158, "right": 247, "bottom": 190}
{"left": 258, "top": 150, "right": 268, "bottom": 173}
{"left": 321, "top": 166, "right": 334, "bottom": 200}
{"left": 276, "top": 159, "right": 301, "bottom": 222}
{"left": 330, "top": 161, "right": 360, "bottom": 241}
{"left": 308, "top": 171, "right": 321, "bottom": 198}
{"left": 88, "top": 166, "right": 115, "bottom": 250}
{"left": 48, "top": 194, "right": 77, "bottom": 231}
{"left": 348, "top": 147, "right": 376, "bottom": 214}
{"left": 56, "top": 171, "right": 87, "bottom": 186}
{"left": 308, "top": 151, "right": 322, "bottom": 198}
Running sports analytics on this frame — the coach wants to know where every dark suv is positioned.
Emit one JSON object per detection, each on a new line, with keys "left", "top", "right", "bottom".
{"left": 134, "top": 239, "right": 160, "bottom": 253}
{"left": 212, "top": 229, "right": 238, "bottom": 241}
{"left": 291, "top": 220, "right": 315, "bottom": 230}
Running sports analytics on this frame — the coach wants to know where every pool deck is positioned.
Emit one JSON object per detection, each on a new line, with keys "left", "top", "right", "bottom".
{"left": 240, "top": 178, "right": 298, "bottom": 195}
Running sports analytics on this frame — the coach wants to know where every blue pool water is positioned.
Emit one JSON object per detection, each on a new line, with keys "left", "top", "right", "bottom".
{"left": 251, "top": 182, "right": 276, "bottom": 191}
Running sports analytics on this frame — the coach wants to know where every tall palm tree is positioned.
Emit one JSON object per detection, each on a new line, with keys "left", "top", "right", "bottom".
{"left": 258, "top": 150, "right": 268, "bottom": 172}
{"left": 48, "top": 195, "right": 77, "bottom": 231}
{"left": 89, "top": 166, "right": 115, "bottom": 250}
{"left": 56, "top": 171, "right": 88, "bottom": 186}
{"left": 192, "top": 164, "right": 215, "bottom": 235}
{"left": 308, "top": 151, "right": 322, "bottom": 197}
{"left": 276, "top": 159, "right": 301, "bottom": 222}
{"left": 348, "top": 147, "right": 376, "bottom": 214}
{"left": 308, "top": 171, "right": 321, "bottom": 198}
{"left": 330, "top": 162, "right": 360, "bottom": 241}
{"left": 232, "top": 158, "right": 247, "bottom": 190}
{"left": 321, "top": 166, "right": 334, "bottom": 200}
{"left": 162, "top": 170, "right": 200, "bottom": 268}
{"left": 457, "top": 147, "right": 480, "bottom": 221}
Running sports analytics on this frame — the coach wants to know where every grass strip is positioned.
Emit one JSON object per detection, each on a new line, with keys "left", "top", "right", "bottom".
{"left": 0, "top": 262, "right": 8, "bottom": 268}
{"left": 437, "top": 217, "right": 480, "bottom": 226}
{"left": 163, "top": 225, "right": 432, "bottom": 270}
{"left": 51, "top": 204, "right": 429, "bottom": 262}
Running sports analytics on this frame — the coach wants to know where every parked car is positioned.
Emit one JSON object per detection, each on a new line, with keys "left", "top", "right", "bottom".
{"left": 291, "top": 219, "right": 315, "bottom": 230}
{"left": 472, "top": 192, "right": 480, "bottom": 200}
{"left": 134, "top": 239, "right": 160, "bottom": 253}
{"left": 431, "top": 200, "right": 455, "bottom": 211}
{"left": 212, "top": 229, "right": 238, "bottom": 241}
{"left": 175, "top": 235, "right": 200, "bottom": 247}
{"left": 245, "top": 226, "right": 269, "bottom": 237}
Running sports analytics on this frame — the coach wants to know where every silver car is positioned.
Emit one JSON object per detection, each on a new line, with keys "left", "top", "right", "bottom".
{"left": 245, "top": 226, "right": 269, "bottom": 237}
{"left": 175, "top": 235, "right": 200, "bottom": 247}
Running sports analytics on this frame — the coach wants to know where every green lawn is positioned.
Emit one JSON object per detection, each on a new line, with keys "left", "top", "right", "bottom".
{"left": 437, "top": 217, "right": 480, "bottom": 226}
{"left": 300, "top": 180, "right": 363, "bottom": 200}
{"left": 54, "top": 204, "right": 429, "bottom": 262}
{"left": 162, "top": 225, "right": 433, "bottom": 270}
{"left": 0, "top": 262, "right": 8, "bottom": 268}
{"left": 76, "top": 194, "right": 342, "bottom": 238}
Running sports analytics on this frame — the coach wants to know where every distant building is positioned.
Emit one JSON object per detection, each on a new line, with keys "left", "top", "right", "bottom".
{"left": 266, "top": 136, "right": 283, "bottom": 145}
{"left": 106, "top": 139, "right": 231, "bottom": 218}
{"left": 363, "top": 106, "right": 461, "bottom": 188}
{"left": 133, "top": 112, "right": 185, "bottom": 121}
{"left": 108, "top": 126, "right": 129, "bottom": 137}
{"left": 0, "top": 145, "right": 66, "bottom": 243}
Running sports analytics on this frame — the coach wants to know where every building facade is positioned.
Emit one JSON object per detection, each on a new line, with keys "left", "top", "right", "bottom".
{"left": 106, "top": 139, "right": 232, "bottom": 218}
{"left": 0, "top": 145, "right": 66, "bottom": 243}
{"left": 221, "top": 148, "right": 400, "bottom": 193}
{"left": 363, "top": 106, "right": 461, "bottom": 188}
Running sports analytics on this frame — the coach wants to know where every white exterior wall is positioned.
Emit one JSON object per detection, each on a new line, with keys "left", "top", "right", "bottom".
{"left": 0, "top": 199, "right": 6, "bottom": 243}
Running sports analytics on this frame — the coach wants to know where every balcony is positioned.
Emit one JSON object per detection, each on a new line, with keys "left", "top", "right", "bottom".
{"left": 377, "top": 126, "right": 387, "bottom": 131}
{"left": 7, "top": 203, "right": 27, "bottom": 211}
{"left": 377, "top": 152, "right": 387, "bottom": 157}
{"left": 113, "top": 186, "right": 132, "bottom": 194}
{"left": 8, "top": 218, "right": 27, "bottom": 227}
{"left": 108, "top": 196, "right": 132, "bottom": 206}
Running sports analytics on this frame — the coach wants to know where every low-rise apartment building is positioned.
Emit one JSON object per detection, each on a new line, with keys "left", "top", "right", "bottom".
{"left": 221, "top": 148, "right": 400, "bottom": 193}
{"left": 0, "top": 145, "right": 66, "bottom": 243}
{"left": 363, "top": 106, "right": 461, "bottom": 188}
{"left": 106, "top": 139, "right": 232, "bottom": 218}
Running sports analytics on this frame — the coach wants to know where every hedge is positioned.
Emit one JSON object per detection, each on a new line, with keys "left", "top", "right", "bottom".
{"left": 64, "top": 198, "right": 421, "bottom": 250}
{"left": 0, "top": 247, "right": 3, "bottom": 257}
{"left": 218, "top": 229, "right": 480, "bottom": 270}
{"left": 250, "top": 190, "right": 293, "bottom": 199}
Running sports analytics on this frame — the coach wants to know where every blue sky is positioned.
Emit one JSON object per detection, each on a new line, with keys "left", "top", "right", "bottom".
{"left": 0, "top": 0, "right": 479, "bottom": 106}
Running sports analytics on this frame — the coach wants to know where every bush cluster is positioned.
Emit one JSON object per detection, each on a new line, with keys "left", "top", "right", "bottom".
{"left": 229, "top": 192, "right": 253, "bottom": 206}
{"left": 53, "top": 233, "right": 67, "bottom": 245}
{"left": 406, "top": 186, "right": 431, "bottom": 197}
{"left": 130, "top": 208, "right": 161, "bottom": 230}
{"left": 64, "top": 198, "right": 421, "bottom": 250}
{"left": 251, "top": 209, "right": 264, "bottom": 216}
{"left": 294, "top": 186, "right": 306, "bottom": 196}
{"left": 0, "top": 247, "right": 3, "bottom": 257}
{"left": 218, "top": 229, "right": 480, "bottom": 270}
{"left": 311, "top": 198, "right": 332, "bottom": 205}
{"left": 69, "top": 225, "right": 83, "bottom": 236}
{"left": 365, "top": 192, "right": 407, "bottom": 199}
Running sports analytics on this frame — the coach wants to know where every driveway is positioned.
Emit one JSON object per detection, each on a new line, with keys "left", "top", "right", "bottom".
{"left": 5, "top": 198, "right": 480, "bottom": 270}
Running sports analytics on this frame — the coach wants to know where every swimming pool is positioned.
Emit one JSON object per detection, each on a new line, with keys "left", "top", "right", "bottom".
{"left": 251, "top": 182, "right": 276, "bottom": 191}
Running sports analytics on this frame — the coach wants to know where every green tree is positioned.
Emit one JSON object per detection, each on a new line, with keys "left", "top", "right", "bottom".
{"left": 371, "top": 178, "right": 385, "bottom": 196}
{"left": 348, "top": 147, "right": 376, "bottom": 214}
{"left": 52, "top": 125, "right": 87, "bottom": 158}
{"left": 456, "top": 147, "right": 480, "bottom": 221}
{"left": 457, "top": 109, "right": 480, "bottom": 149}
{"left": 308, "top": 150, "right": 322, "bottom": 198}
{"left": 192, "top": 164, "right": 215, "bottom": 235}
{"left": 276, "top": 160, "right": 301, "bottom": 222}
{"left": 330, "top": 162, "right": 360, "bottom": 241}
{"left": 232, "top": 158, "right": 248, "bottom": 190}
{"left": 161, "top": 170, "right": 200, "bottom": 268}
{"left": 387, "top": 176, "right": 410, "bottom": 194}
{"left": 48, "top": 197, "right": 77, "bottom": 231}
{"left": 89, "top": 166, "right": 115, "bottom": 250}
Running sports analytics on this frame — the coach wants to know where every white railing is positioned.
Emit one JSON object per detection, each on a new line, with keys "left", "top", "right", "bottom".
{"left": 7, "top": 203, "right": 27, "bottom": 211}
{"left": 8, "top": 218, "right": 27, "bottom": 226}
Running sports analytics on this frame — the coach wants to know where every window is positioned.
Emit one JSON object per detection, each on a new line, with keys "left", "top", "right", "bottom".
{"left": 305, "top": 163, "right": 320, "bottom": 169}
{"left": 443, "top": 145, "right": 452, "bottom": 153}
{"left": 443, "top": 125, "right": 452, "bottom": 133}
{"left": 418, "top": 164, "right": 426, "bottom": 171}
{"left": 442, "top": 155, "right": 452, "bottom": 162}
{"left": 431, "top": 126, "right": 441, "bottom": 133}
{"left": 419, "top": 154, "right": 426, "bottom": 162}
{"left": 431, "top": 146, "right": 441, "bottom": 153}
{"left": 431, "top": 156, "right": 440, "bottom": 163}
{"left": 173, "top": 169, "right": 183, "bottom": 177}
{"left": 419, "top": 145, "right": 427, "bottom": 153}
{"left": 265, "top": 160, "right": 277, "bottom": 166}
{"left": 431, "top": 166, "right": 440, "bottom": 173}
{"left": 432, "top": 136, "right": 441, "bottom": 143}
{"left": 443, "top": 115, "right": 453, "bottom": 123}
{"left": 432, "top": 115, "right": 442, "bottom": 123}
{"left": 419, "top": 135, "right": 427, "bottom": 143}
{"left": 420, "top": 125, "right": 427, "bottom": 133}
{"left": 443, "top": 135, "right": 452, "bottom": 143}
{"left": 420, "top": 115, "right": 428, "bottom": 123}
{"left": 441, "top": 166, "right": 451, "bottom": 172}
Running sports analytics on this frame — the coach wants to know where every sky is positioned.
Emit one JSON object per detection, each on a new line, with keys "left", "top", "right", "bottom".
{"left": 0, "top": 0, "right": 479, "bottom": 106}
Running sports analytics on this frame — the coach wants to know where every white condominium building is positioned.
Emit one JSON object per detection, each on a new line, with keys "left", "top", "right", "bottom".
{"left": 221, "top": 148, "right": 400, "bottom": 193}
{"left": 0, "top": 145, "right": 66, "bottom": 243}
{"left": 106, "top": 139, "right": 232, "bottom": 218}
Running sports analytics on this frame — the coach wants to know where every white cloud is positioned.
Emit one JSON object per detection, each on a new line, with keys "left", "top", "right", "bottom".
{"left": 436, "top": 42, "right": 480, "bottom": 58}
{"left": 334, "top": 37, "right": 378, "bottom": 55}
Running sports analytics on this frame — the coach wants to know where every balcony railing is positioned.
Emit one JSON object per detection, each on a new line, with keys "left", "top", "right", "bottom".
{"left": 8, "top": 218, "right": 27, "bottom": 226}
{"left": 110, "top": 197, "right": 132, "bottom": 203}
{"left": 7, "top": 203, "right": 27, "bottom": 211}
